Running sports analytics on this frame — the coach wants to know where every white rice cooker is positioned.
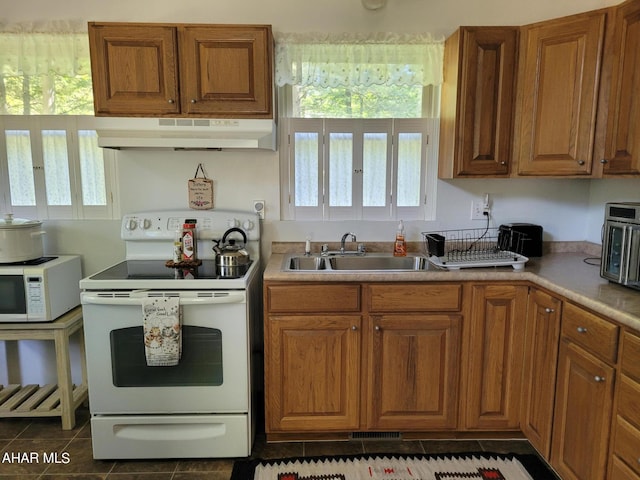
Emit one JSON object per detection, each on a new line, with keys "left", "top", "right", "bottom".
{"left": 0, "top": 213, "right": 46, "bottom": 263}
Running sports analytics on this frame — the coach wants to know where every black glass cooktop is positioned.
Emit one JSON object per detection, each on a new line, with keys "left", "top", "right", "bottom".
{"left": 90, "top": 260, "right": 251, "bottom": 281}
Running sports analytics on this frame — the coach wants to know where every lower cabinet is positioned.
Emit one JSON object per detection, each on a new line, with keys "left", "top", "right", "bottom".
{"left": 463, "top": 284, "right": 528, "bottom": 430}
{"left": 264, "top": 281, "right": 463, "bottom": 435}
{"left": 608, "top": 330, "right": 640, "bottom": 480}
{"left": 521, "top": 288, "right": 562, "bottom": 457}
{"left": 550, "top": 303, "right": 618, "bottom": 480}
{"left": 366, "top": 313, "right": 461, "bottom": 430}
{"left": 265, "top": 314, "right": 361, "bottom": 432}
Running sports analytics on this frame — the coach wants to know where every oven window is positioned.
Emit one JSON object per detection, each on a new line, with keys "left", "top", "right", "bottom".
{"left": 110, "top": 326, "right": 223, "bottom": 387}
{"left": 0, "top": 276, "right": 27, "bottom": 315}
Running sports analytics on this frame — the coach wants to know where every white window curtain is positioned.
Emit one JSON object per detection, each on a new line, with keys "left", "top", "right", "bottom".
{"left": 0, "top": 22, "right": 89, "bottom": 77}
{"left": 275, "top": 32, "right": 444, "bottom": 88}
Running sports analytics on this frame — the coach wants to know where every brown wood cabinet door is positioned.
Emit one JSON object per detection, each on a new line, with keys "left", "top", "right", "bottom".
{"left": 603, "top": 0, "right": 640, "bottom": 174}
{"left": 366, "top": 314, "right": 461, "bottom": 430}
{"left": 515, "top": 12, "right": 606, "bottom": 176}
{"left": 464, "top": 284, "right": 528, "bottom": 429}
{"left": 551, "top": 340, "right": 615, "bottom": 480}
{"left": 265, "top": 315, "right": 361, "bottom": 432}
{"left": 520, "top": 288, "right": 562, "bottom": 459}
{"left": 179, "top": 26, "right": 273, "bottom": 118}
{"left": 88, "top": 23, "right": 180, "bottom": 116}
{"left": 439, "top": 27, "right": 518, "bottom": 178}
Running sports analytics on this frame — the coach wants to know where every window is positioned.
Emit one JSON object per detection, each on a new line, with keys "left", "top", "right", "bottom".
{"left": 283, "top": 117, "right": 438, "bottom": 221}
{"left": 0, "top": 116, "right": 118, "bottom": 220}
{"left": 276, "top": 33, "right": 443, "bottom": 221}
{"left": 0, "top": 26, "right": 118, "bottom": 220}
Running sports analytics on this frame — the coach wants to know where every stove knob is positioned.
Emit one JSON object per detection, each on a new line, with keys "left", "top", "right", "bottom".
{"left": 227, "top": 218, "right": 240, "bottom": 228}
{"left": 125, "top": 218, "right": 138, "bottom": 231}
{"left": 141, "top": 218, "right": 152, "bottom": 230}
{"left": 243, "top": 220, "right": 254, "bottom": 231}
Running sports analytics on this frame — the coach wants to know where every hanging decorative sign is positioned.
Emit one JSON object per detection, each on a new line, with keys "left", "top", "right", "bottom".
{"left": 188, "top": 163, "right": 214, "bottom": 210}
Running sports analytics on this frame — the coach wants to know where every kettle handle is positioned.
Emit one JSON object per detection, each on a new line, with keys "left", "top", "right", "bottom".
{"left": 222, "top": 227, "right": 247, "bottom": 245}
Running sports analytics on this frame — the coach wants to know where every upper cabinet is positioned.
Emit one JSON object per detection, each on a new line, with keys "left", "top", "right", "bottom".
{"left": 438, "top": 0, "right": 640, "bottom": 178}
{"left": 88, "top": 22, "right": 274, "bottom": 119}
{"left": 601, "top": 0, "right": 640, "bottom": 175}
{"left": 439, "top": 27, "right": 518, "bottom": 178}
{"left": 513, "top": 11, "right": 606, "bottom": 176}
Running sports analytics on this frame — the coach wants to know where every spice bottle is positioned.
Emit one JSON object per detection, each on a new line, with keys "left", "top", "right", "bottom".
{"left": 173, "top": 229, "right": 183, "bottom": 263}
{"left": 393, "top": 220, "right": 407, "bottom": 257}
{"left": 181, "top": 219, "right": 197, "bottom": 261}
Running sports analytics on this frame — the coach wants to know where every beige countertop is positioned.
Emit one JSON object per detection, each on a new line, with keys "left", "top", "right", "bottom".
{"left": 263, "top": 250, "right": 640, "bottom": 332}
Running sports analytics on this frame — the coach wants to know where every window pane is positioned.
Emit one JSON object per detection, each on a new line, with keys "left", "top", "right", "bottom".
{"left": 329, "top": 132, "right": 353, "bottom": 207}
{"left": 42, "top": 130, "right": 72, "bottom": 205}
{"left": 293, "top": 84, "right": 423, "bottom": 118}
{"left": 363, "top": 133, "right": 387, "bottom": 207}
{"left": 5, "top": 130, "right": 36, "bottom": 206}
{"left": 294, "top": 132, "right": 319, "bottom": 207}
{"left": 397, "top": 132, "right": 422, "bottom": 207}
{"left": 78, "top": 130, "right": 107, "bottom": 205}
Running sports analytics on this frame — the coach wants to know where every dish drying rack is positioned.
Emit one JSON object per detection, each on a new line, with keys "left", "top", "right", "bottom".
{"left": 422, "top": 228, "right": 529, "bottom": 270}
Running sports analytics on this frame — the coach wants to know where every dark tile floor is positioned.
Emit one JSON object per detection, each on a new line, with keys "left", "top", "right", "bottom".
{"left": 0, "top": 408, "right": 548, "bottom": 479}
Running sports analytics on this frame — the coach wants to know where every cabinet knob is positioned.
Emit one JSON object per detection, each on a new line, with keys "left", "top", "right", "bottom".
{"left": 500, "top": 161, "right": 507, "bottom": 166}
{"left": 594, "top": 376, "right": 605, "bottom": 383}
{"left": 167, "top": 98, "right": 175, "bottom": 104}
{"left": 600, "top": 158, "right": 608, "bottom": 164}
{"left": 577, "top": 160, "right": 585, "bottom": 166}
{"left": 577, "top": 326, "right": 588, "bottom": 334}
{"left": 545, "top": 307, "right": 555, "bottom": 313}
{"left": 351, "top": 325, "right": 358, "bottom": 331}
{"left": 191, "top": 99, "right": 197, "bottom": 104}
{"left": 374, "top": 326, "right": 381, "bottom": 331}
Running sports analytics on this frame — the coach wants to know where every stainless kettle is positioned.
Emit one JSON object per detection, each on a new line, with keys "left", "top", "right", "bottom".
{"left": 213, "top": 227, "right": 251, "bottom": 277}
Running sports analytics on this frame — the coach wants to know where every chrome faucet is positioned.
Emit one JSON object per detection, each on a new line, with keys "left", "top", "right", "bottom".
{"left": 340, "top": 232, "right": 357, "bottom": 255}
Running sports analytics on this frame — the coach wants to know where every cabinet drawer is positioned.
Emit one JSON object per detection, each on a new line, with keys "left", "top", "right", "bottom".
{"left": 621, "top": 331, "right": 640, "bottom": 382}
{"left": 612, "top": 416, "right": 640, "bottom": 477}
{"left": 618, "top": 376, "right": 640, "bottom": 429}
{"left": 267, "top": 284, "right": 361, "bottom": 313}
{"left": 610, "top": 456, "right": 640, "bottom": 480}
{"left": 561, "top": 303, "right": 619, "bottom": 363}
{"left": 367, "top": 284, "right": 462, "bottom": 312}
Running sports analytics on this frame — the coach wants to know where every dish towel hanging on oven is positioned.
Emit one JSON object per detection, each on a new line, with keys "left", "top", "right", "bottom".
{"left": 142, "top": 296, "right": 182, "bottom": 366}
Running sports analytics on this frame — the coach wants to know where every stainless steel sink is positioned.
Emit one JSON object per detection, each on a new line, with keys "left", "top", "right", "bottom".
{"left": 284, "top": 254, "right": 431, "bottom": 271}
{"left": 286, "top": 256, "right": 327, "bottom": 270}
{"left": 328, "top": 255, "right": 429, "bottom": 271}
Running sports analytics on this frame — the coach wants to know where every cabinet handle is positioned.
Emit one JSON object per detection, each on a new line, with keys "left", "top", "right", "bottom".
{"left": 577, "top": 326, "right": 587, "bottom": 333}
{"left": 545, "top": 307, "right": 555, "bottom": 313}
{"left": 577, "top": 160, "right": 585, "bottom": 166}
{"left": 167, "top": 99, "right": 175, "bottom": 104}
{"left": 351, "top": 325, "right": 358, "bottom": 331}
{"left": 191, "top": 99, "right": 197, "bottom": 104}
{"left": 594, "top": 376, "right": 605, "bottom": 383}
{"left": 600, "top": 159, "right": 608, "bottom": 164}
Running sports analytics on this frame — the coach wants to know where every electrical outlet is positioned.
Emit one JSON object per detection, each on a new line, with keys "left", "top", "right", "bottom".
{"left": 471, "top": 201, "right": 486, "bottom": 220}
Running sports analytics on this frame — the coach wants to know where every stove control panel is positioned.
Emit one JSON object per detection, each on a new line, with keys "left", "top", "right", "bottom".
{"left": 121, "top": 210, "right": 259, "bottom": 241}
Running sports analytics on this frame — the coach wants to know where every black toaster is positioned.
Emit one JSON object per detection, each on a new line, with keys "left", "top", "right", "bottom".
{"left": 498, "top": 223, "right": 543, "bottom": 257}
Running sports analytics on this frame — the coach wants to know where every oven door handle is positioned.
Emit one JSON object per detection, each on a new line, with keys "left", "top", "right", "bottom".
{"left": 81, "top": 293, "right": 245, "bottom": 306}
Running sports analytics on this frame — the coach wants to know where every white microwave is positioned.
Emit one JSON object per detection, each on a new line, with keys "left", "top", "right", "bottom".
{"left": 0, "top": 255, "right": 82, "bottom": 322}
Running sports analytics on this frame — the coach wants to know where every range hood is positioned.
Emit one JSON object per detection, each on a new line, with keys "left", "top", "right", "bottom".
{"left": 94, "top": 117, "right": 277, "bottom": 150}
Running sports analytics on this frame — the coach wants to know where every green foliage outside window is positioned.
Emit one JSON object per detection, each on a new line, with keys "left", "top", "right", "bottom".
{"left": 0, "top": 73, "right": 94, "bottom": 115}
{"left": 294, "top": 84, "right": 422, "bottom": 118}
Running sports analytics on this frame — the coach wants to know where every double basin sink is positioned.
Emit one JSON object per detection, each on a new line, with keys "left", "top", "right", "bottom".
{"left": 285, "top": 253, "right": 432, "bottom": 272}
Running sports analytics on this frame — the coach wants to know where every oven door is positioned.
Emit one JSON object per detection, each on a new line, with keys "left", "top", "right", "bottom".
{"left": 82, "top": 290, "right": 249, "bottom": 414}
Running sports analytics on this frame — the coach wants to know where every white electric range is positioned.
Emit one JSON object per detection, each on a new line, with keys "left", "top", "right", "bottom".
{"left": 80, "top": 209, "right": 261, "bottom": 460}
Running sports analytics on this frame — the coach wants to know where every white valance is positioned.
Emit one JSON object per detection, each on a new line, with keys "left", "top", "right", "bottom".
{"left": 275, "top": 32, "right": 444, "bottom": 88}
{"left": 0, "top": 22, "right": 90, "bottom": 76}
